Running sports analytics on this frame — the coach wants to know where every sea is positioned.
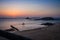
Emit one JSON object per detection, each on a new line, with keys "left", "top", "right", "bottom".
{"left": 0, "top": 18, "right": 60, "bottom": 31}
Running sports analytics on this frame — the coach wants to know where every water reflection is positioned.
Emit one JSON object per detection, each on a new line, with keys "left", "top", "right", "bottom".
{"left": 0, "top": 19, "right": 60, "bottom": 31}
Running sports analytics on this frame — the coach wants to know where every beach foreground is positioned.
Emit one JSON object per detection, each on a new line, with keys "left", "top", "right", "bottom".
{"left": 0, "top": 23, "right": 60, "bottom": 40}
{"left": 14, "top": 23, "right": 60, "bottom": 40}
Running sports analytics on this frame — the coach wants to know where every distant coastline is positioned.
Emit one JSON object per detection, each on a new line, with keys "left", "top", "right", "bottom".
{"left": 25, "top": 17, "right": 60, "bottom": 20}
{"left": 0, "top": 17, "right": 60, "bottom": 20}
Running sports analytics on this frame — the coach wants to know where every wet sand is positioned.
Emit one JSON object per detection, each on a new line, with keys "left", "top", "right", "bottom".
{"left": 14, "top": 23, "right": 60, "bottom": 40}
{"left": 0, "top": 23, "right": 60, "bottom": 40}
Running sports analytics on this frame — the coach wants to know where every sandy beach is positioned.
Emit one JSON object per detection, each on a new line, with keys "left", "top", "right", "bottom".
{"left": 0, "top": 23, "right": 60, "bottom": 40}
{"left": 14, "top": 23, "right": 60, "bottom": 40}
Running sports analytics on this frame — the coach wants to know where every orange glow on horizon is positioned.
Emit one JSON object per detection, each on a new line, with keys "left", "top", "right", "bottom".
{"left": 0, "top": 8, "right": 57, "bottom": 17}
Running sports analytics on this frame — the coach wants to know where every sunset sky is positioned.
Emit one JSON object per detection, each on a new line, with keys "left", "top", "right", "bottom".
{"left": 0, "top": 0, "right": 60, "bottom": 18}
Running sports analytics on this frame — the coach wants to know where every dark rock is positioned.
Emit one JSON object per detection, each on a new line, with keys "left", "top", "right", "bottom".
{"left": 25, "top": 17, "right": 31, "bottom": 19}
{"left": 5, "top": 28, "right": 15, "bottom": 31}
{"left": 5, "top": 25, "right": 19, "bottom": 32}
{"left": 41, "top": 23, "right": 54, "bottom": 26}
{"left": 10, "top": 25, "right": 19, "bottom": 31}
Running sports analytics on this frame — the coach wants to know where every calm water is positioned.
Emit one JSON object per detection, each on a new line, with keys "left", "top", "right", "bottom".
{"left": 0, "top": 19, "right": 60, "bottom": 31}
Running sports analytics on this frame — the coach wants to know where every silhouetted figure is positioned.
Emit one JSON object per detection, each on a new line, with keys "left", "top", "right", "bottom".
{"left": 0, "top": 30, "right": 32, "bottom": 40}
{"left": 10, "top": 25, "right": 19, "bottom": 31}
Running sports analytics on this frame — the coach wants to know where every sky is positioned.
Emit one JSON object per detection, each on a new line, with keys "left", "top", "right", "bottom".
{"left": 0, "top": 0, "right": 60, "bottom": 18}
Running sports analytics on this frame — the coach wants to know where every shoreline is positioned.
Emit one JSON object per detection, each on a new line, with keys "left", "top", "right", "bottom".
{"left": 14, "top": 23, "right": 60, "bottom": 40}
{"left": 0, "top": 23, "right": 60, "bottom": 40}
